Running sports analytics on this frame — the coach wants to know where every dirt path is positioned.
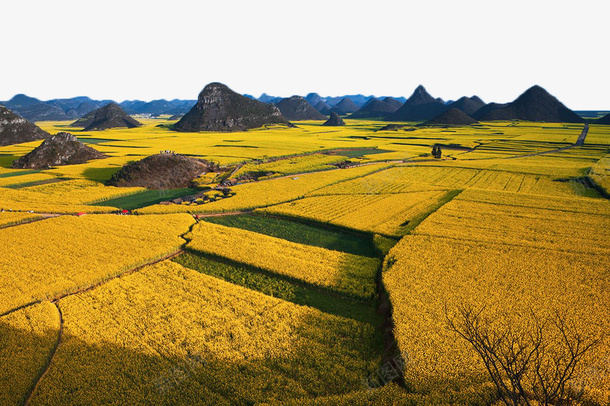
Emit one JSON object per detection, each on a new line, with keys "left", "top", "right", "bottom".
{"left": 503, "top": 125, "right": 588, "bottom": 159}
{"left": 575, "top": 123, "right": 589, "bottom": 146}
{"left": 24, "top": 302, "right": 64, "bottom": 406}
{"left": 0, "top": 213, "right": 61, "bottom": 230}
{"left": 0, "top": 249, "right": 184, "bottom": 320}
{"left": 196, "top": 210, "right": 253, "bottom": 218}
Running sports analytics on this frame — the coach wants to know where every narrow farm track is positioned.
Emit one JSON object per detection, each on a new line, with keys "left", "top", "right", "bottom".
{"left": 0, "top": 249, "right": 185, "bottom": 320}
{"left": 505, "top": 125, "right": 588, "bottom": 159}
{"left": 23, "top": 302, "right": 63, "bottom": 406}
{"left": 458, "top": 124, "right": 589, "bottom": 161}
{"left": 0, "top": 214, "right": 61, "bottom": 230}
{"left": 196, "top": 210, "right": 253, "bottom": 218}
{"left": 575, "top": 123, "right": 589, "bottom": 146}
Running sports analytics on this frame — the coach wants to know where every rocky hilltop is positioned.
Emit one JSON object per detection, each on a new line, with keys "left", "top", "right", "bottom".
{"left": 473, "top": 85, "right": 584, "bottom": 123}
{"left": 323, "top": 112, "right": 346, "bottom": 126}
{"left": 174, "top": 83, "right": 293, "bottom": 132}
{"left": 447, "top": 96, "right": 486, "bottom": 116}
{"left": 597, "top": 113, "right": 610, "bottom": 125}
{"left": 12, "top": 132, "right": 106, "bottom": 169}
{"left": 0, "top": 105, "right": 50, "bottom": 146}
{"left": 276, "top": 96, "right": 327, "bottom": 120}
{"left": 108, "top": 153, "right": 217, "bottom": 189}
{"left": 386, "top": 85, "right": 448, "bottom": 121}
{"left": 330, "top": 98, "right": 359, "bottom": 115}
{"left": 71, "top": 103, "right": 142, "bottom": 131}
{"left": 420, "top": 108, "right": 478, "bottom": 126}
{"left": 350, "top": 98, "right": 400, "bottom": 119}
{"left": 382, "top": 97, "right": 404, "bottom": 110}
{"left": 314, "top": 101, "right": 332, "bottom": 115}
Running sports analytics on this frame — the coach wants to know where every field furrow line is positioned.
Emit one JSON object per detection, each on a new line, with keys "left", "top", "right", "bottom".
{"left": 23, "top": 302, "right": 63, "bottom": 406}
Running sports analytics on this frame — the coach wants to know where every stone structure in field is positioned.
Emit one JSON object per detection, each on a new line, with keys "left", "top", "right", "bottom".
{"left": 12, "top": 132, "right": 106, "bottom": 169}
{"left": 323, "top": 112, "right": 346, "bottom": 126}
{"left": 472, "top": 85, "right": 584, "bottom": 123}
{"left": 108, "top": 153, "right": 218, "bottom": 189}
{"left": 0, "top": 105, "right": 49, "bottom": 146}
{"left": 173, "top": 83, "right": 293, "bottom": 132}
{"left": 420, "top": 108, "right": 478, "bottom": 126}
{"left": 71, "top": 103, "right": 142, "bottom": 130}
{"left": 386, "top": 85, "right": 448, "bottom": 122}
{"left": 276, "top": 96, "right": 327, "bottom": 120}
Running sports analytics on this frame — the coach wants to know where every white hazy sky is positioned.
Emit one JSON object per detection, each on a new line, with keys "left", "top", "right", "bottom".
{"left": 3, "top": 0, "right": 608, "bottom": 109}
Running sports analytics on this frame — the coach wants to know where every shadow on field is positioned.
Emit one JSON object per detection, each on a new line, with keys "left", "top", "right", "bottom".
{"left": 82, "top": 166, "right": 120, "bottom": 183}
{"left": 0, "top": 154, "right": 19, "bottom": 169}
{"left": 174, "top": 251, "right": 381, "bottom": 326}
{"left": 1, "top": 308, "right": 383, "bottom": 405}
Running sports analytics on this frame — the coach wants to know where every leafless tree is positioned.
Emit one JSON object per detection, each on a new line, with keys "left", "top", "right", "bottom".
{"left": 445, "top": 304, "right": 600, "bottom": 406}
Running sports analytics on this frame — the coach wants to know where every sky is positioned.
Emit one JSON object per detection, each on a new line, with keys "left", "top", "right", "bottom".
{"left": 2, "top": 0, "right": 609, "bottom": 109}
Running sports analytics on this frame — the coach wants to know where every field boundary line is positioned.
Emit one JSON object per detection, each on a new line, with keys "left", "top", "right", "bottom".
{"left": 410, "top": 232, "right": 609, "bottom": 256}
{"left": 0, "top": 214, "right": 61, "bottom": 231}
{"left": 51, "top": 249, "right": 185, "bottom": 303}
{"left": 181, "top": 248, "right": 375, "bottom": 303}
{"left": 23, "top": 302, "right": 63, "bottom": 406}
{"left": 0, "top": 249, "right": 184, "bottom": 320}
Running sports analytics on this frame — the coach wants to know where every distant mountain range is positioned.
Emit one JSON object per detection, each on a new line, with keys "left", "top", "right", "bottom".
{"left": 1, "top": 86, "right": 602, "bottom": 124}
{"left": 0, "top": 94, "right": 197, "bottom": 122}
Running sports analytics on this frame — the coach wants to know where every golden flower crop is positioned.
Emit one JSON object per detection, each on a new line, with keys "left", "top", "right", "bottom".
{"left": 259, "top": 191, "right": 448, "bottom": 237}
{"left": 590, "top": 155, "right": 610, "bottom": 195}
{"left": 0, "top": 213, "right": 195, "bottom": 314}
{"left": 24, "top": 179, "right": 145, "bottom": 205}
{"left": 0, "top": 211, "right": 41, "bottom": 228}
{"left": 186, "top": 222, "right": 379, "bottom": 299}
{"left": 29, "top": 261, "right": 381, "bottom": 405}
{"left": 0, "top": 302, "right": 60, "bottom": 406}
{"left": 0, "top": 172, "right": 58, "bottom": 188}
{"left": 0, "top": 179, "right": 144, "bottom": 214}
{"left": 383, "top": 189, "right": 610, "bottom": 402}
{"left": 136, "top": 163, "right": 391, "bottom": 214}
{"left": 313, "top": 165, "right": 580, "bottom": 197}
{"left": 414, "top": 190, "right": 610, "bottom": 254}
{"left": 233, "top": 153, "right": 347, "bottom": 178}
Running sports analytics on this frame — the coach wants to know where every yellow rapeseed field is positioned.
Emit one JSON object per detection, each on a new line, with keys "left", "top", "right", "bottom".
{"left": 0, "top": 302, "right": 60, "bottom": 406}
{"left": 0, "top": 211, "right": 41, "bottom": 228}
{"left": 259, "top": 191, "right": 448, "bottom": 237}
{"left": 29, "top": 261, "right": 381, "bottom": 405}
{"left": 0, "top": 172, "right": 58, "bottom": 188}
{"left": 0, "top": 118, "right": 607, "bottom": 404}
{"left": 23, "top": 179, "right": 145, "bottom": 204}
{"left": 137, "top": 163, "right": 391, "bottom": 214}
{"left": 233, "top": 153, "right": 347, "bottom": 178}
{"left": 383, "top": 189, "right": 610, "bottom": 402}
{"left": 0, "top": 179, "right": 144, "bottom": 214}
{"left": 0, "top": 214, "right": 194, "bottom": 314}
{"left": 414, "top": 191, "right": 610, "bottom": 254}
{"left": 310, "top": 165, "right": 581, "bottom": 196}
{"left": 590, "top": 155, "right": 610, "bottom": 195}
{"left": 186, "top": 222, "right": 379, "bottom": 299}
